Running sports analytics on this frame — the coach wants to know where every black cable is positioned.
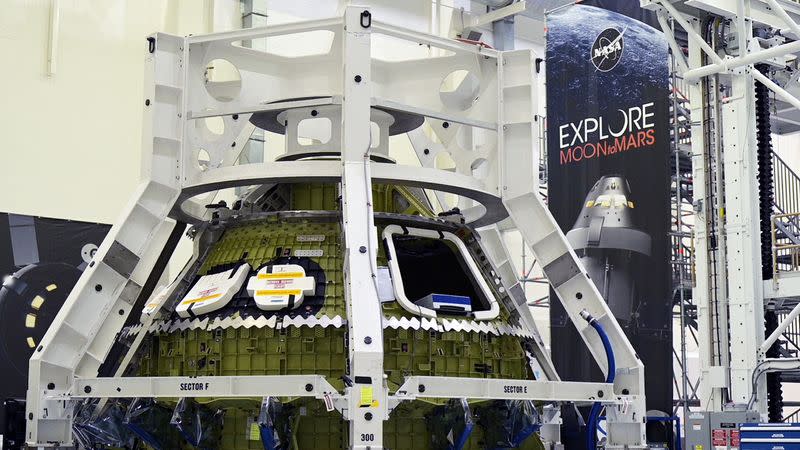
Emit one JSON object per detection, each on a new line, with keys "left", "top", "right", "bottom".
{"left": 765, "top": 310, "right": 784, "bottom": 422}
{"left": 755, "top": 63, "right": 774, "bottom": 280}
{"left": 754, "top": 63, "right": 782, "bottom": 421}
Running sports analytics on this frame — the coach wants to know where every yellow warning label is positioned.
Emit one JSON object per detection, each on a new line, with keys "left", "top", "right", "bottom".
{"left": 249, "top": 422, "right": 260, "bottom": 440}
{"left": 180, "top": 293, "right": 222, "bottom": 305}
{"left": 359, "top": 387, "right": 374, "bottom": 407}
{"left": 258, "top": 272, "right": 304, "bottom": 279}
{"left": 255, "top": 289, "right": 302, "bottom": 296}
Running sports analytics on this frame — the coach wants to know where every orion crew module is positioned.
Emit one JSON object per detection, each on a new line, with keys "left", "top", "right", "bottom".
{"left": 23, "top": 7, "right": 648, "bottom": 450}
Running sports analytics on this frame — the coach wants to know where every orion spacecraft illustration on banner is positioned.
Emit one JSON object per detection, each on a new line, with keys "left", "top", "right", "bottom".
{"left": 567, "top": 176, "right": 652, "bottom": 325}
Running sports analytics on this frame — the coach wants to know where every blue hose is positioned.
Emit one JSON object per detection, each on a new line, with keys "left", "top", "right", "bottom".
{"left": 584, "top": 314, "right": 616, "bottom": 450}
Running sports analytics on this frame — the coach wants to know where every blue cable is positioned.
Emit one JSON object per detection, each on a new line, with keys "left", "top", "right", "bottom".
{"left": 583, "top": 312, "right": 616, "bottom": 450}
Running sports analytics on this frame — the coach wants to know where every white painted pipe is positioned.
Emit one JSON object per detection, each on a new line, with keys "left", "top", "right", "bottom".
{"left": 656, "top": 10, "right": 689, "bottom": 74}
{"left": 686, "top": 40, "right": 800, "bottom": 81}
{"left": 752, "top": 67, "right": 800, "bottom": 112}
{"left": 657, "top": 0, "right": 723, "bottom": 66}
{"left": 765, "top": 0, "right": 800, "bottom": 41}
{"left": 761, "top": 301, "right": 800, "bottom": 353}
{"left": 47, "top": 0, "right": 59, "bottom": 76}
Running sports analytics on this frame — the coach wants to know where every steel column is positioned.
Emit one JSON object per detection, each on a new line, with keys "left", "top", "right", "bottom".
{"left": 339, "top": 6, "right": 386, "bottom": 448}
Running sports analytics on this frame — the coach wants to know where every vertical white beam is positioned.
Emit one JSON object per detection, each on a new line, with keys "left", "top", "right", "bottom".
{"left": 47, "top": 0, "right": 60, "bottom": 76}
{"left": 722, "top": 0, "right": 767, "bottom": 409}
{"left": 686, "top": 17, "right": 727, "bottom": 412}
{"left": 339, "top": 6, "right": 386, "bottom": 449}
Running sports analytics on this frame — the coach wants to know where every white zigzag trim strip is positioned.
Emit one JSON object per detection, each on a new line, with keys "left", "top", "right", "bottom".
{"left": 282, "top": 315, "right": 345, "bottom": 329}
{"left": 382, "top": 315, "right": 535, "bottom": 338}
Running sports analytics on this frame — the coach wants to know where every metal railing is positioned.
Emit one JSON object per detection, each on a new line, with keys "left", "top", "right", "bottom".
{"left": 771, "top": 152, "right": 800, "bottom": 276}
{"left": 775, "top": 151, "right": 800, "bottom": 217}
{"left": 671, "top": 54, "right": 696, "bottom": 420}
{"left": 772, "top": 212, "right": 800, "bottom": 275}
{"left": 784, "top": 407, "right": 800, "bottom": 423}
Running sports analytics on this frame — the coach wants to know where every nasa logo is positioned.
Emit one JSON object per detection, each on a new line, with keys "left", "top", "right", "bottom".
{"left": 590, "top": 27, "right": 624, "bottom": 72}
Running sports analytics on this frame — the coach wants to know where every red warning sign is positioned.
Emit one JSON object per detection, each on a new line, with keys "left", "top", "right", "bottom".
{"left": 729, "top": 429, "right": 740, "bottom": 446}
{"left": 712, "top": 428, "right": 727, "bottom": 446}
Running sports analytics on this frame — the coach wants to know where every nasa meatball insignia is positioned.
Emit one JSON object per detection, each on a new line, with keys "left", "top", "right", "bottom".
{"left": 591, "top": 27, "right": 624, "bottom": 72}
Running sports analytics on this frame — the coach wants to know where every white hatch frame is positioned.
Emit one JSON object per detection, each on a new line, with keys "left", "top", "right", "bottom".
{"left": 382, "top": 224, "right": 500, "bottom": 320}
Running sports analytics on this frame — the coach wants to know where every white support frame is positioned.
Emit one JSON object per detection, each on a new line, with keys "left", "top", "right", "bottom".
{"left": 645, "top": 0, "right": 800, "bottom": 417}
{"left": 26, "top": 8, "right": 647, "bottom": 449}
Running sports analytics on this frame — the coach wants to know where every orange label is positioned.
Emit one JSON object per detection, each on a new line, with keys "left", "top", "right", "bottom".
{"left": 180, "top": 293, "right": 222, "bottom": 305}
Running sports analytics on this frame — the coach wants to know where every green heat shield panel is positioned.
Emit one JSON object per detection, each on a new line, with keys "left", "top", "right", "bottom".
{"left": 128, "top": 184, "right": 542, "bottom": 449}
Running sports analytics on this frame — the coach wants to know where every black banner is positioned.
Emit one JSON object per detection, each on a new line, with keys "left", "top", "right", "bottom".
{"left": 0, "top": 213, "right": 110, "bottom": 400}
{"left": 546, "top": 2, "right": 672, "bottom": 446}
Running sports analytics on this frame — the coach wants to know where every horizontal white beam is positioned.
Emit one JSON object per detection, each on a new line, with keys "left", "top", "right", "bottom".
{"left": 189, "top": 97, "right": 337, "bottom": 119}
{"left": 372, "top": 21, "right": 499, "bottom": 58}
{"left": 685, "top": 40, "right": 800, "bottom": 81}
{"left": 373, "top": 97, "right": 497, "bottom": 130}
{"left": 69, "top": 375, "right": 340, "bottom": 399}
{"left": 684, "top": 0, "right": 800, "bottom": 31}
{"left": 395, "top": 376, "right": 617, "bottom": 404}
{"left": 187, "top": 17, "right": 342, "bottom": 44}
{"left": 764, "top": 273, "right": 800, "bottom": 299}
